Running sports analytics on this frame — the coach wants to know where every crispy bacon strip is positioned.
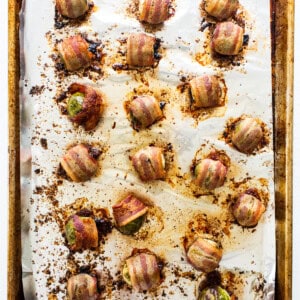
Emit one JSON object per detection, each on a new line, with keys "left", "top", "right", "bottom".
{"left": 139, "top": 0, "right": 170, "bottom": 24}
{"left": 204, "top": 0, "right": 239, "bottom": 20}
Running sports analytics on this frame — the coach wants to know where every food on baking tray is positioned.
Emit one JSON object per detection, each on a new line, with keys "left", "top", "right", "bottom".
{"left": 211, "top": 22, "right": 244, "bottom": 55}
{"left": 65, "top": 214, "right": 98, "bottom": 251}
{"left": 112, "top": 194, "right": 148, "bottom": 235}
{"left": 189, "top": 75, "right": 224, "bottom": 109}
{"left": 198, "top": 285, "right": 230, "bottom": 300}
{"left": 204, "top": 0, "right": 239, "bottom": 20}
{"left": 139, "top": 0, "right": 171, "bottom": 24}
{"left": 194, "top": 157, "right": 228, "bottom": 190}
{"left": 67, "top": 273, "right": 99, "bottom": 300}
{"left": 231, "top": 117, "right": 263, "bottom": 154}
{"left": 60, "top": 144, "right": 100, "bottom": 182}
{"left": 126, "top": 33, "right": 159, "bottom": 67}
{"left": 122, "top": 249, "right": 162, "bottom": 291}
{"left": 58, "top": 35, "right": 93, "bottom": 71}
{"left": 56, "top": 0, "right": 89, "bottom": 19}
{"left": 186, "top": 235, "right": 223, "bottom": 273}
{"left": 132, "top": 146, "right": 166, "bottom": 181}
{"left": 128, "top": 95, "right": 164, "bottom": 130}
{"left": 233, "top": 192, "right": 266, "bottom": 227}
{"left": 66, "top": 83, "right": 103, "bottom": 131}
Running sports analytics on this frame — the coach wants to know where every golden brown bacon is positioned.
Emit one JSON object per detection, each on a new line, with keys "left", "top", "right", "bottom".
{"left": 125, "top": 251, "right": 161, "bottom": 291}
{"left": 139, "top": 0, "right": 170, "bottom": 24}
{"left": 67, "top": 274, "right": 98, "bottom": 300}
{"left": 129, "top": 95, "right": 163, "bottom": 129}
{"left": 126, "top": 33, "right": 156, "bottom": 67}
{"left": 204, "top": 0, "right": 239, "bottom": 20}
{"left": 189, "top": 75, "right": 223, "bottom": 109}
{"left": 194, "top": 158, "right": 228, "bottom": 189}
{"left": 112, "top": 195, "right": 148, "bottom": 227}
{"left": 65, "top": 214, "right": 98, "bottom": 251}
{"left": 56, "top": 0, "right": 89, "bottom": 19}
{"left": 68, "top": 83, "right": 103, "bottom": 131}
{"left": 60, "top": 144, "right": 99, "bottom": 182}
{"left": 233, "top": 193, "right": 266, "bottom": 227}
{"left": 186, "top": 235, "right": 223, "bottom": 273}
{"left": 58, "top": 35, "right": 93, "bottom": 71}
{"left": 211, "top": 22, "right": 244, "bottom": 55}
{"left": 132, "top": 146, "right": 166, "bottom": 181}
{"left": 231, "top": 117, "right": 263, "bottom": 154}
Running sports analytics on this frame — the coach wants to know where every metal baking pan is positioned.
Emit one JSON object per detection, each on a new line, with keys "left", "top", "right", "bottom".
{"left": 7, "top": 0, "right": 293, "bottom": 299}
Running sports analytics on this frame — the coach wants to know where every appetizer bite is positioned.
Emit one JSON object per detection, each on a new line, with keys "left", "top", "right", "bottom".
{"left": 231, "top": 117, "right": 263, "bottom": 154}
{"left": 139, "top": 0, "right": 171, "bottom": 24}
{"left": 233, "top": 192, "right": 266, "bottom": 227}
{"left": 66, "top": 83, "right": 104, "bottom": 131}
{"left": 126, "top": 33, "right": 159, "bottom": 67}
{"left": 65, "top": 214, "right": 98, "bottom": 251}
{"left": 58, "top": 35, "right": 93, "bottom": 71}
{"left": 132, "top": 146, "right": 166, "bottom": 181}
{"left": 60, "top": 144, "right": 100, "bottom": 182}
{"left": 198, "top": 285, "right": 230, "bottom": 300}
{"left": 204, "top": 0, "right": 239, "bottom": 20}
{"left": 122, "top": 249, "right": 163, "bottom": 291}
{"left": 113, "top": 194, "right": 148, "bottom": 235}
{"left": 56, "top": 0, "right": 89, "bottom": 19}
{"left": 211, "top": 22, "right": 244, "bottom": 55}
{"left": 67, "top": 273, "right": 99, "bottom": 300}
{"left": 186, "top": 235, "right": 223, "bottom": 273}
{"left": 128, "top": 95, "right": 164, "bottom": 130}
{"left": 189, "top": 75, "right": 224, "bottom": 109}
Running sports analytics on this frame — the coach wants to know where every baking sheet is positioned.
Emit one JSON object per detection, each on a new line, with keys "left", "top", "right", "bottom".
{"left": 20, "top": 0, "right": 275, "bottom": 299}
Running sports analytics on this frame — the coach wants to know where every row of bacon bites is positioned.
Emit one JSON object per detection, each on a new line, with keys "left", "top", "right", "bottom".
{"left": 51, "top": 0, "right": 268, "bottom": 299}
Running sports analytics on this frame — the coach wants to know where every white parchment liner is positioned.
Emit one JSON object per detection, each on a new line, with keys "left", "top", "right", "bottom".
{"left": 20, "top": 0, "right": 275, "bottom": 299}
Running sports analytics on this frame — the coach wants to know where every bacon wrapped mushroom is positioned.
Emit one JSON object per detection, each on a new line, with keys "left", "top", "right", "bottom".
{"left": 58, "top": 35, "right": 93, "bottom": 71}
{"left": 128, "top": 95, "right": 163, "bottom": 130}
{"left": 233, "top": 192, "right": 266, "bottom": 227}
{"left": 122, "top": 249, "right": 162, "bottom": 291}
{"left": 56, "top": 0, "right": 89, "bottom": 19}
{"left": 60, "top": 144, "right": 99, "bottom": 182}
{"left": 132, "top": 146, "right": 166, "bottom": 181}
{"left": 139, "top": 0, "right": 171, "bottom": 24}
{"left": 211, "top": 22, "right": 244, "bottom": 55}
{"left": 66, "top": 83, "right": 103, "bottom": 131}
{"left": 67, "top": 274, "right": 98, "bottom": 300}
{"left": 204, "top": 0, "right": 239, "bottom": 20}
{"left": 199, "top": 286, "right": 230, "bottom": 300}
{"left": 65, "top": 214, "right": 98, "bottom": 251}
{"left": 186, "top": 235, "right": 223, "bottom": 273}
{"left": 231, "top": 117, "right": 263, "bottom": 154}
{"left": 189, "top": 75, "right": 223, "bottom": 109}
{"left": 126, "top": 33, "right": 157, "bottom": 67}
{"left": 113, "top": 194, "right": 148, "bottom": 235}
{"left": 194, "top": 158, "right": 228, "bottom": 190}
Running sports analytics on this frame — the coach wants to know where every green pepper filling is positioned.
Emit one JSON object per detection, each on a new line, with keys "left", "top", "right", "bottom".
{"left": 122, "top": 263, "right": 132, "bottom": 286}
{"left": 65, "top": 220, "right": 76, "bottom": 246}
{"left": 199, "top": 286, "right": 230, "bottom": 300}
{"left": 118, "top": 215, "right": 145, "bottom": 235}
{"left": 67, "top": 92, "right": 84, "bottom": 117}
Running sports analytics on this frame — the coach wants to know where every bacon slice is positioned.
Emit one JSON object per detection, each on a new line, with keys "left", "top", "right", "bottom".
{"left": 60, "top": 144, "right": 98, "bottom": 182}
{"left": 58, "top": 35, "right": 93, "bottom": 71}
{"left": 211, "top": 22, "right": 244, "bottom": 55}
{"left": 139, "top": 0, "right": 170, "bottom": 24}
{"left": 129, "top": 95, "right": 163, "bottom": 129}
{"left": 113, "top": 195, "right": 148, "bottom": 227}
{"left": 126, "top": 33, "right": 156, "bottom": 67}
{"left": 204, "top": 0, "right": 239, "bottom": 20}
{"left": 68, "top": 83, "right": 103, "bottom": 131}
{"left": 67, "top": 274, "right": 98, "bottom": 300}
{"left": 132, "top": 146, "right": 166, "bottom": 181}
{"left": 194, "top": 158, "right": 228, "bottom": 189}
{"left": 233, "top": 193, "right": 266, "bottom": 227}
{"left": 126, "top": 252, "right": 161, "bottom": 291}
{"left": 186, "top": 236, "right": 223, "bottom": 273}
{"left": 56, "top": 0, "right": 89, "bottom": 19}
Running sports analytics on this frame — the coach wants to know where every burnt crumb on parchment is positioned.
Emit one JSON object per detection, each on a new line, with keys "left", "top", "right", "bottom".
{"left": 29, "top": 85, "right": 45, "bottom": 96}
{"left": 40, "top": 138, "right": 48, "bottom": 149}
